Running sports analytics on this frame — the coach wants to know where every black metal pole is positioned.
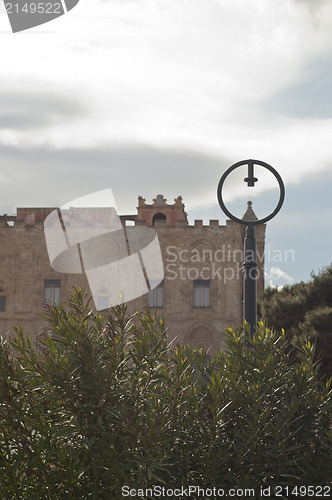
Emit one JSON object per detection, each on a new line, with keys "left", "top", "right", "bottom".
{"left": 217, "top": 159, "right": 285, "bottom": 339}
{"left": 243, "top": 223, "right": 257, "bottom": 335}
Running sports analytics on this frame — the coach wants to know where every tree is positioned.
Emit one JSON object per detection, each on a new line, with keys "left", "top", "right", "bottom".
{"left": 259, "top": 263, "right": 332, "bottom": 377}
{"left": 0, "top": 288, "right": 331, "bottom": 498}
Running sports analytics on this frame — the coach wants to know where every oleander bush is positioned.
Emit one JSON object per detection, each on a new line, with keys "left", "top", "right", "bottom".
{"left": 0, "top": 288, "right": 331, "bottom": 499}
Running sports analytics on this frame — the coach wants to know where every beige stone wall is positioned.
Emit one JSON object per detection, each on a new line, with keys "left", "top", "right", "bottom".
{"left": 0, "top": 204, "right": 265, "bottom": 355}
{"left": 0, "top": 214, "right": 87, "bottom": 338}
{"left": 123, "top": 218, "right": 265, "bottom": 354}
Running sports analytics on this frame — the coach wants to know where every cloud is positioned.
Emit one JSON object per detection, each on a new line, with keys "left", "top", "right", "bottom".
{"left": 265, "top": 267, "right": 294, "bottom": 289}
{"left": 0, "top": 89, "right": 87, "bottom": 130}
{"left": 262, "top": 52, "right": 332, "bottom": 119}
{"left": 293, "top": 0, "right": 327, "bottom": 7}
{"left": 0, "top": 142, "right": 231, "bottom": 214}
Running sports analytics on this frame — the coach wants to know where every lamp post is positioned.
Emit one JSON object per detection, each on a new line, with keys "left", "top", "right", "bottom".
{"left": 217, "top": 159, "right": 285, "bottom": 335}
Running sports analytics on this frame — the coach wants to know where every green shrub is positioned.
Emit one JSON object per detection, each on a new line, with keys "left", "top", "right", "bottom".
{"left": 259, "top": 264, "right": 332, "bottom": 378}
{"left": 0, "top": 288, "right": 331, "bottom": 498}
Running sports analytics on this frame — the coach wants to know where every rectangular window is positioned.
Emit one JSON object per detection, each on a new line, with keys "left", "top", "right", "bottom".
{"left": 194, "top": 280, "right": 210, "bottom": 308}
{"left": 0, "top": 297, "right": 5, "bottom": 312}
{"left": 98, "top": 296, "right": 109, "bottom": 310}
{"left": 44, "top": 279, "right": 61, "bottom": 305}
{"left": 147, "top": 281, "right": 164, "bottom": 308}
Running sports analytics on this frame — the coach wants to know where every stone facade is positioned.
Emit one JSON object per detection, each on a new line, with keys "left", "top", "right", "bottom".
{"left": 0, "top": 196, "right": 265, "bottom": 354}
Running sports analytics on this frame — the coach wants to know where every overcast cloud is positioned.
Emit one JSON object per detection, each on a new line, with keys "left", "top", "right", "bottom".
{"left": 0, "top": 89, "right": 87, "bottom": 129}
{"left": 263, "top": 53, "right": 332, "bottom": 119}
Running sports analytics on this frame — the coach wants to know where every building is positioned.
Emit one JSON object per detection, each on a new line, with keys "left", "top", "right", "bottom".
{"left": 0, "top": 195, "right": 265, "bottom": 354}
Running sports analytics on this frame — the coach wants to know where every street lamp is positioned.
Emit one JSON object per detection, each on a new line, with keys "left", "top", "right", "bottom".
{"left": 217, "top": 159, "right": 285, "bottom": 335}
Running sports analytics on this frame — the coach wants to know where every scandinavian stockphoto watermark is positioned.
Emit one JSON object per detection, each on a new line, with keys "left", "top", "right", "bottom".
{"left": 165, "top": 244, "right": 295, "bottom": 284}
{"left": 2, "top": 0, "right": 79, "bottom": 33}
{"left": 44, "top": 188, "right": 164, "bottom": 311}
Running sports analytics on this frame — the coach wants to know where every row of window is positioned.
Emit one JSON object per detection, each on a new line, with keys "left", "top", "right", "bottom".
{"left": 147, "top": 280, "right": 210, "bottom": 309}
{"left": 0, "top": 279, "right": 211, "bottom": 312}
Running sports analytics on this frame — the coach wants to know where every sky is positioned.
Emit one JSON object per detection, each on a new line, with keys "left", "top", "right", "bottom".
{"left": 0, "top": 0, "right": 332, "bottom": 288}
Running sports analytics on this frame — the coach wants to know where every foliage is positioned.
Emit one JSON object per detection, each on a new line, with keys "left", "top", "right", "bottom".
{"left": 259, "top": 263, "right": 332, "bottom": 377}
{"left": 0, "top": 288, "right": 331, "bottom": 498}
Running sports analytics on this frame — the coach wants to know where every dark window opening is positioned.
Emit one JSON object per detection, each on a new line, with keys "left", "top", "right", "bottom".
{"left": 153, "top": 212, "right": 166, "bottom": 225}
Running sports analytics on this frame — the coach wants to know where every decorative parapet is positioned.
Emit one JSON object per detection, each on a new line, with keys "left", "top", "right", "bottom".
{"left": 136, "top": 194, "right": 188, "bottom": 226}
{"left": 138, "top": 194, "right": 184, "bottom": 209}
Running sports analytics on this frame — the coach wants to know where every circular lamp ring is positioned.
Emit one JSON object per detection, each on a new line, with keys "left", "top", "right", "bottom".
{"left": 217, "top": 159, "right": 285, "bottom": 225}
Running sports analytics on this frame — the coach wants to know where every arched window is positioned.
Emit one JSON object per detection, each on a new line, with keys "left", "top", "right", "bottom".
{"left": 152, "top": 212, "right": 166, "bottom": 225}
